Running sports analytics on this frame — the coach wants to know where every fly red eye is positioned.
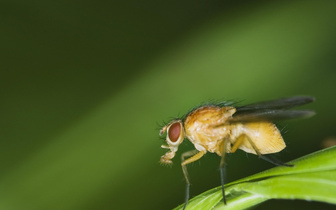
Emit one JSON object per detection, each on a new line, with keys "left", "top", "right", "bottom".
{"left": 168, "top": 122, "right": 181, "bottom": 142}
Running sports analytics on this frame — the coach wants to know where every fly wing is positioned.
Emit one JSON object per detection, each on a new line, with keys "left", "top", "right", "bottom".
{"left": 229, "top": 96, "right": 315, "bottom": 123}
{"left": 236, "top": 96, "right": 315, "bottom": 112}
{"left": 229, "top": 109, "right": 315, "bottom": 123}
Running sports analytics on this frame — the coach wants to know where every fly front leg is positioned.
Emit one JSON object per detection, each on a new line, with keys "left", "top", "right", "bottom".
{"left": 181, "top": 150, "right": 206, "bottom": 210}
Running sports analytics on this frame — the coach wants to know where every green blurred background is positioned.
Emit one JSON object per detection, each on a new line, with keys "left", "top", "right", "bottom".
{"left": 1, "top": 0, "right": 336, "bottom": 209}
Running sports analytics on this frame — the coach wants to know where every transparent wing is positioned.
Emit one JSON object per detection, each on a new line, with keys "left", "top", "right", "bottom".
{"left": 236, "top": 96, "right": 315, "bottom": 112}
{"left": 229, "top": 109, "right": 315, "bottom": 123}
{"left": 229, "top": 96, "right": 315, "bottom": 123}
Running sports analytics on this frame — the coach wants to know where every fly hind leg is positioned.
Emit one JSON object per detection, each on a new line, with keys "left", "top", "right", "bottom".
{"left": 260, "top": 155, "right": 293, "bottom": 167}
{"left": 233, "top": 134, "right": 293, "bottom": 167}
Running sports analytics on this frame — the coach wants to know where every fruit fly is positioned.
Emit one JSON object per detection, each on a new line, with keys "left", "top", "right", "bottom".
{"left": 159, "top": 96, "right": 315, "bottom": 209}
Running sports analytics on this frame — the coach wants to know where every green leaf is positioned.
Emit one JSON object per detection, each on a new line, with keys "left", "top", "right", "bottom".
{"left": 173, "top": 146, "right": 336, "bottom": 210}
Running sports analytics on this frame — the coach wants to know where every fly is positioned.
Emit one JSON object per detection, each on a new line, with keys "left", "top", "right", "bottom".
{"left": 159, "top": 96, "right": 315, "bottom": 209}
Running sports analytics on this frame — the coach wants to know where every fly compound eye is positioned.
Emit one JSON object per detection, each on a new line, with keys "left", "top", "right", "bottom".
{"left": 168, "top": 122, "right": 181, "bottom": 142}
{"left": 167, "top": 121, "right": 184, "bottom": 145}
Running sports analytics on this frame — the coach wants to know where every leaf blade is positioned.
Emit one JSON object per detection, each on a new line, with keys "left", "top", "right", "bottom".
{"left": 173, "top": 146, "right": 336, "bottom": 209}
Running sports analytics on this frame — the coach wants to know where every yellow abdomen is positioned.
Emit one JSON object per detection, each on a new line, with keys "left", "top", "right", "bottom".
{"left": 230, "top": 122, "right": 286, "bottom": 155}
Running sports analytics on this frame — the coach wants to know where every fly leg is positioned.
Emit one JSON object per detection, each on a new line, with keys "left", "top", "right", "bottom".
{"left": 181, "top": 150, "right": 206, "bottom": 210}
{"left": 218, "top": 135, "right": 254, "bottom": 205}
{"left": 230, "top": 134, "right": 247, "bottom": 153}
{"left": 233, "top": 134, "right": 292, "bottom": 167}
{"left": 218, "top": 134, "right": 251, "bottom": 205}
{"left": 260, "top": 155, "right": 293, "bottom": 167}
{"left": 219, "top": 138, "right": 230, "bottom": 205}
